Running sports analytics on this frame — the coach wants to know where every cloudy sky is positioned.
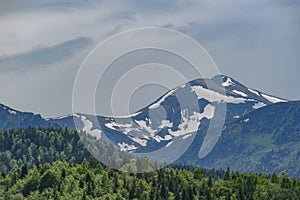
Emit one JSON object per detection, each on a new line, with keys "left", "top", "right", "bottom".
{"left": 0, "top": 0, "right": 299, "bottom": 118}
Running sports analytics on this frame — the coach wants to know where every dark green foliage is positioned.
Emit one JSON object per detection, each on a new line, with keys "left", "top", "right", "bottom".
{"left": 0, "top": 127, "right": 226, "bottom": 178}
{"left": 223, "top": 168, "right": 231, "bottom": 181}
{"left": 0, "top": 127, "right": 90, "bottom": 174}
{"left": 270, "top": 172, "right": 279, "bottom": 183}
{"left": 20, "top": 164, "right": 28, "bottom": 178}
{"left": 194, "top": 167, "right": 203, "bottom": 180}
{"left": 0, "top": 160, "right": 299, "bottom": 200}
{"left": 0, "top": 127, "right": 300, "bottom": 199}
{"left": 39, "top": 169, "right": 59, "bottom": 192}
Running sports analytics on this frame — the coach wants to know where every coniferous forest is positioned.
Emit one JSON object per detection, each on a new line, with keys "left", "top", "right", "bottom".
{"left": 0, "top": 128, "right": 300, "bottom": 200}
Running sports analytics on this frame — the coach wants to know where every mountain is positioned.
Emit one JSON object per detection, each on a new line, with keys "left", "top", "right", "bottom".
{"left": 2, "top": 74, "right": 296, "bottom": 175}
{"left": 188, "top": 100, "right": 300, "bottom": 177}
{"left": 51, "top": 75, "right": 286, "bottom": 154}
{"left": 1, "top": 75, "right": 287, "bottom": 151}
{"left": 0, "top": 103, "right": 55, "bottom": 130}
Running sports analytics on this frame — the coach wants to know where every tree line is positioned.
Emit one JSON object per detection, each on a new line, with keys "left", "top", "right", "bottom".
{"left": 1, "top": 159, "right": 300, "bottom": 199}
{"left": 0, "top": 128, "right": 299, "bottom": 199}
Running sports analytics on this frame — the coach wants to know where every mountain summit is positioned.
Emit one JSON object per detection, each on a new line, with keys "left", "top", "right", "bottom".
{"left": 2, "top": 74, "right": 299, "bottom": 175}
{"left": 0, "top": 74, "right": 288, "bottom": 152}
{"left": 212, "top": 75, "right": 287, "bottom": 104}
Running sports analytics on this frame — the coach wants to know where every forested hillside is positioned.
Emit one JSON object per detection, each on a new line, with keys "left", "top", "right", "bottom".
{"left": 193, "top": 101, "right": 300, "bottom": 177}
{"left": 0, "top": 127, "right": 89, "bottom": 174}
{"left": 0, "top": 128, "right": 222, "bottom": 176}
{"left": 1, "top": 128, "right": 300, "bottom": 199}
{"left": 1, "top": 159, "right": 300, "bottom": 200}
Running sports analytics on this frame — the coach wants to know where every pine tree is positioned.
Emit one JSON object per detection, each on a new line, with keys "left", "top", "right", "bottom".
{"left": 270, "top": 172, "right": 278, "bottom": 183}
{"left": 224, "top": 168, "right": 231, "bottom": 181}
{"left": 20, "top": 164, "right": 28, "bottom": 178}
{"left": 194, "top": 167, "right": 203, "bottom": 180}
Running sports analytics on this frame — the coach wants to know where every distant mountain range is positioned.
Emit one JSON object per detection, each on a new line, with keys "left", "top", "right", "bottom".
{"left": 1, "top": 75, "right": 299, "bottom": 176}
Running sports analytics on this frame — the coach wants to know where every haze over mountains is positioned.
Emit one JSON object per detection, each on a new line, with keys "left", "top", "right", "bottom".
{"left": 1, "top": 75, "right": 299, "bottom": 176}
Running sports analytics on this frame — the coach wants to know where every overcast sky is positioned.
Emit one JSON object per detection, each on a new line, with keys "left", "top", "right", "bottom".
{"left": 0, "top": 0, "right": 299, "bottom": 118}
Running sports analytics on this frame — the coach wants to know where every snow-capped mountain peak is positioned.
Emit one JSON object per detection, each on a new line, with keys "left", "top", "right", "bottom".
{"left": 0, "top": 75, "right": 289, "bottom": 155}
{"left": 211, "top": 75, "right": 287, "bottom": 104}
{"left": 51, "top": 75, "right": 288, "bottom": 154}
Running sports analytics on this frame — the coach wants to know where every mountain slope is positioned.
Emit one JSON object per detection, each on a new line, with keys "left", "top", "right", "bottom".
{"left": 0, "top": 75, "right": 287, "bottom": 153}
{"left": 189, "top": 101, "right": 300, "bottom": 177}
{"left": 53, "top": 75, "right": 286, "bottom": 154}
{"left": 0, "top": 104, "right": 55, "bottom": 130}
{"left": 1, "top": 74, "right": 296, "bottom": 175}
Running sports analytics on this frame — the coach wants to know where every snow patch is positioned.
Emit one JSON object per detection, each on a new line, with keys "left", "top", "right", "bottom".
{"left": 182, "top": 133, "right": 193, "bottom": 139}
{"left": 81, "top": 116, "right": 101, "bottom": 139}
{"left": 105, "top": 121, "right": 135, "bottom": 134}
{"left": 222, "top": 77, "right": 234, "bottom": 87}
{"left": 248, "top": 88, "right": 260, "bottom": 96}
{"left": 111, "top": 111, "right": 142, "bottom": 118}
{"left": 232, "top": 90, "right": 248, "bottom": 97}
{"left": 253, "top": 102, "right": 266, "bottom": 109}
{"left": 261, "top": 94, "right": 287, "bottom": 103}
{"left": 171, "top": 108, "right": 175, "bottom": 113}
{"left": 192, "top": 85, "right": 246, "bottom": 104}
{"left": 105, "top": 122, "right": 118, "bottom": 130}
{"left": 53, "top": 114, "right": 73, "bottom": 119}
{"left": 168, "top": 104, "right": 215, "bottom": 137}
{"left": 73, "top": 113, "right": 80, "bottom": 118}
{"left": 166, "top": 141, "right": 173, "bottom": 147}
{"left": 8, "top": 110, "right": 17, "bottom": 115}
{"left": 130, "top": 137, "right": 147, "bottom": 147}
{"left": 135, "top": 120, "right": 157, "bottom": 136}
{"left": 243, "top": 118, "right": 250, "bottom": 123}
{"left": 149, "top": 89, "right": 175, "bottom": 109}
{"left": 118, "top": 142, "right": 137, "bottom": 151}
{"left": 153, "top": 134, "right": 173, "bottom": 142}
{"left": 158, "top": 120, "right": 173, "bottom": 129}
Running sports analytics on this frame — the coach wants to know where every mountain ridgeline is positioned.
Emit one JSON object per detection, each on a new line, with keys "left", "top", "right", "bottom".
{"left": 1, "top": 75, "right": 299, "bottom": 177}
